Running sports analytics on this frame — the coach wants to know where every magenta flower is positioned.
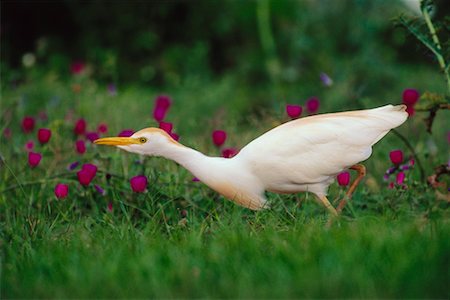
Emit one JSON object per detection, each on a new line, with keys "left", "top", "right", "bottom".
{"left": 22, "top": 116, "right": 35, "bottom": 133}
{"left": 75, "top": 140, "right": 86, "bottom": 154}
{"left": 130, "top": 175, "right": 148, "bottom": 193}
{"left": 25, "top": 140, "right": 34, "bottom": 152}
{"left": 402, "top": 89, "right": 419, "bottom": 106}
{"left": 77, "top": 164, "right": 97, "bottom": 186}
{"left": 54, "top": 183, "right": 69, "bottom": 199}
{"left": 82, "top": 163, "right": 98, "bottom": 176}
{"left": 37, "top": 128, "right": 52, "bottom": 144}
{"left": 306, "top": 97, "right": 320, "bottom": 114}
{"left": 192, "top": 177, "right": 200, "bottom": 182}
{"left": 212, "top": 130, "right": 227, "bottom": 147}
{"left": 118, "top": 129, "right": 134, "bottom": 137}
{"left": 107, "top": 202, "right": 113, "bottom": 212}
{"left": 337, "top": 171, "right": 350, "bottom": 186}
{"left": 3, "top": 128, "right": 12, "bottom": 139}
{"left": 97, "top": 123, "right": 108, "bottom": 134}
{"left": 396, "top": 172, "right": 405, "bottom": 185}
{"left": 170, "top": 132, "right": 180, "bottom": 141}
{"left": 286, "top": 104, "right": 302, "bottom": 119}
{"left": 153, "top": 95, "right": 172, "bottom": 121}
{"left": 159, "top": 121, "right": 173, "bottom": 133}
{"left": 85, "top": 132, "right": 100, "bottom": 143}
{"left": 405, "top": 105, "right": 415, "bottom": 117}
{"left": 28, "top": 152, "right": 42, "bottom": 168}
{"left": 74, "top": 118, "right": 87, "bottom": 135}
{"left": 389, "top": 150, "right": 403, "bottom": 165}
{"left": 70, "top": 60, "right": 85, "bottom": 75}
{"left": 222, "top": 148, "right": 238, "bottom": 158}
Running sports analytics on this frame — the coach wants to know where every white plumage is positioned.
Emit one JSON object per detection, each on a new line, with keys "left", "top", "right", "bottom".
{"left": 95, "top": 104, "right": 408, "bottom": 214}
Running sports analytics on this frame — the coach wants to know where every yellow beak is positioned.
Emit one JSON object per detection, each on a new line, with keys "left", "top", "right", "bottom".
{"left": 94, "top": 137, "right": 139, "bottom": 146}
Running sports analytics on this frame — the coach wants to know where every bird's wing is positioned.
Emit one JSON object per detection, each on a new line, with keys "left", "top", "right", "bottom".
{"left": 238, "top": 104, "right": 407, "bottom": 184}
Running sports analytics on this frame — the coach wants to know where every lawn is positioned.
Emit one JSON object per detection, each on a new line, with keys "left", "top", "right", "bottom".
{"left": 1, "top": 0, "right": 449, "bottom": 298}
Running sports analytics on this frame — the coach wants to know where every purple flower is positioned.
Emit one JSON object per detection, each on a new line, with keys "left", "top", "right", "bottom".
{"left": 320, "top": 72, "right": 333, "bottom": 86}
{"left": 68, "top": 161, "right": 80, "bottom": 171}
{"left": 94, "top": 184, "right": 105, "bottom": 195}
{"left": 107, "top": 83, "right": 117, "bottom": 96}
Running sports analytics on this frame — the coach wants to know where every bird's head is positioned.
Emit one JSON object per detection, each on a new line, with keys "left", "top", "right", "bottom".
{"left": 94, "top": 127, "right": 180, "bottom": 156}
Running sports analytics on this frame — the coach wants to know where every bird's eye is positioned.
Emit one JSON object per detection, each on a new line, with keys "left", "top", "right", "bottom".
{"left": 139, "top": 137, "right": 147, "bottom": 144}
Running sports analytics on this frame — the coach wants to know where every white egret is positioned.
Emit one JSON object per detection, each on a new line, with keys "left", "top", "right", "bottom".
{"left": 95, "top": 104, "right": 407, "bottom": 215}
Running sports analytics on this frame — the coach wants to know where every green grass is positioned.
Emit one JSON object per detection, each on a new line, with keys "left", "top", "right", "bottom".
{"left": 1, "top": 68, "right": 449, "bottom": 298}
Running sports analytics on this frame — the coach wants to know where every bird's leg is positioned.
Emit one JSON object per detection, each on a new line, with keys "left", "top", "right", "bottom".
{"left": 317, "top": 195, "right": 338, "bottom": 216}
{"left": 336, "top": 164, "right": 366, "bottom": 213}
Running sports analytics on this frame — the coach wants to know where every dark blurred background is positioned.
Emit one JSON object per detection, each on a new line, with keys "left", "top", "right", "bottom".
{"left": 2, "top": 0, "right": 448, "bottom": 85}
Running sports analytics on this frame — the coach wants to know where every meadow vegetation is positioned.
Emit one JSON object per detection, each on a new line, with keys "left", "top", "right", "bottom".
{"left": 1, "top": 0, "right": 449, "bottom": 298}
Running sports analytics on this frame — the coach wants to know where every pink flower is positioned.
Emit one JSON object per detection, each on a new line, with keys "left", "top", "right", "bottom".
{"left": 70, "top": 60, "right": 85, "bottom": 75}
{"left": 118, "top": 129, "right": 134, "bottom": 137}
{"left": 97, "top": 123, "right": 108, "bottom": 134}
{"left": 402, "top": 89, "right": 419, "bottom": 106}
{"left": 77, "top": 164, "right": 97, "bottom": 186}
{"left": 396, "top": 172, "right": 405, "bottom": 185}
{"left": 25, "top": 140, "right": 34, "bottom": 152}
{"left": 222, "top": 148, "right": 238, "bottom": 158}
{"left": 85, "top": 132, "right": 100, "bottom": 143}
{"left": 337, "top": 171, "right": 350, "bottom": 186}
{"left": 74, "top": 118, "right": 87, "bottom": 135}
{"left": 389, "top": 150, "right": 403, "bottom": 165}
{"left": 153, "top": 95, "right": 172, "bottom": 122}
{"left": 37, "top": 128, "right": 52, "bottom": 144}
{"left": 22, "top": 116, "right": 35, "bottom": 133}
{"left": 28, "top": 152, "right": 42, "bottom": 168}
{"left": 130, "top": 175, "right": 148, "bottom": 193}
{"left": 54, "top": 183, "right": 69, "bottom": 199}
{"left": 3, "top": 128, "right": 12, "bottom": 139}
{"left": 306, "top": 97, "right": 320, "bottom": 114}
{"left": 170, "top": 132, "right": 179, "bottom": 141}
{"left": 286, "top": 104, "right": 302, "bottom": 119}
{"left": 159, "top": 121, "right": 173, "bottom": 133}
{"left": 212, "top": 130, "right": 227, "bottom": 147}
{"left": 107, "top": 202, "right": 113, "bottom": 212}
{"left": 75, "top": 140, "right": 86, "bottom": 154}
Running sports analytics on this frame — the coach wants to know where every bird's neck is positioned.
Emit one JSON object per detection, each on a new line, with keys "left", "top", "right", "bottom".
{"left": 158, "top": 142, "right": 224, "bottom": 180}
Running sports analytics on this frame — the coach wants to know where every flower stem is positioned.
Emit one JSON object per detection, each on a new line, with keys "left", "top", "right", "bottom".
{"left": 421, "top": 0, "right": 450, "bottom": 94}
